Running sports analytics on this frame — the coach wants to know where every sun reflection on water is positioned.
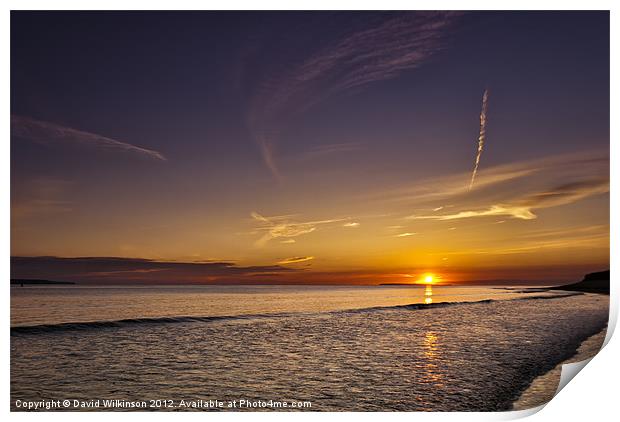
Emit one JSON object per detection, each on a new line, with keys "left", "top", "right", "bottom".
{"left": 424, "top": 332, "right": 438, "bottom": 359}
{"left": 424, "top": 285, "right": 433, "bottom": 304}
{"left": 421, "top": 331, "right": 444, "bottom": 388}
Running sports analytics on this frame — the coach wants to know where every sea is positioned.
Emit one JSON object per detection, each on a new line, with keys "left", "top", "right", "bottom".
{"left": 10, "top": 284, "right": 609, "bottom": 411}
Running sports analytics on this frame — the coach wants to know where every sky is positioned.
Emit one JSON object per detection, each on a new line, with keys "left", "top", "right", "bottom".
{"left": 10, "top": 11, "right": 609, "bottom": 285}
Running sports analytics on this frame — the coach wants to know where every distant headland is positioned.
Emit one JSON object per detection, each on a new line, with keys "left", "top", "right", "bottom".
{"left": 550, "top": 270, "right": 610, "bottom": 294}
{"left": 10, "top": 279, "right": 75, "bottom": 286}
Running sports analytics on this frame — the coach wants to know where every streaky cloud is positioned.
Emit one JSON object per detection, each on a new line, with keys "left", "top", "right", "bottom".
{"left": 278, "top": 256, "right": 315, "bottom": 265}
{"left": 395, "top": 232, "right": 417, "bottom": 237}
{"left": 11, "top": 115, "right": 166, "bottom": 161}
{"left": 246, "top": 12, "right": 461, "bottom": 178}
{"left": 413, "top": 205, "right": 537, "bottom": 221}
{"left": 436, "top": 224, "right": 608, "bottom": 256}
{"left": 251, "top": 212, "right": 347, "bottom": 245}
{"left": 468, "top": 88, "right": 489, "bottom": 190}
{"left": 258, "top": 137, "right": 281, "bottom": 180}
{"left": 410, "top": 178, "right": 609, "bottom": 221}
{"left": 11, "top": 178, "right": 74, "bottom": 220}
{"left": 304, "top": 142, "right": 364, "bottom": 158}
{"left": 368, "top": 150, "right": 609, "bottom": 205}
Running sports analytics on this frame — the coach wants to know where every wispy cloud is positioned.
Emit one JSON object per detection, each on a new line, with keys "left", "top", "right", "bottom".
{"left": 435, "top": 225, "right": 608, "bottom": 256}
{"left": 395, "top": 232, "right": 417, "bottom": 237}
{"left": 258, "top": 137, "right": 281, "bottom": 181}
{"left": 251, "top": 212, "right": 346, "bottom": 245}
{"left": 370, "top": 150, "right": 607, "bottom": 206}
{"left": 410, "top": 178, "right": 609, "bottom": 221}
{"left": 11, "top": 178, "right": 74, "bottom": 220}
{"left": 11, "top": 115, "right": 166, "bottom": 161}
{"left": 304, "top": 142, "right": 364, "bottom": 158}
{"left": 343, "top": 222, "right": 360, "bottom": 228}
{"left": 488, "top": 235, "right": 608, "bottom": 254}
{"left": 278, "top": 256, "right": 315, "bottom": 265}
{"left": 518, "top": 224, "right": 608, "bottom": 241}
{"left": 412, "top": 205, "right": 536, "bottom": 221}
{"left": 245, "top": 12, "right": 461, "bottom": 178}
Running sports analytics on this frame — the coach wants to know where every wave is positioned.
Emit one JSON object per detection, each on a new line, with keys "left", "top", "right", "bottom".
{"left": 339, "top": 292, "right": 582, "bottom": 314}
{"left": 11, "top": 292, "right": 583, "bottom": 335}
{"left": 11, "top": 314, "right": 279, "bottom": 335}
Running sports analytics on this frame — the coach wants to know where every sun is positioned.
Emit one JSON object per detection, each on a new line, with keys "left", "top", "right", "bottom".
{"left": 423, "top": 274, "right": 435, "bottom": 284}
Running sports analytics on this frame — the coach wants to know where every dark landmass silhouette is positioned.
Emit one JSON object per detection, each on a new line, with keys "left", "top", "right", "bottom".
{"left": 11, "top": 279, "right": 75, "bottom": 286}
{"left": 550, "top": 270, "right": 609, "bottom": 294}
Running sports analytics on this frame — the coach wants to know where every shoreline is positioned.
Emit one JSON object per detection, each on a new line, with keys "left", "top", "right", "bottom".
{"left": 511, "top": 325, "right": 607, "bottom": 410}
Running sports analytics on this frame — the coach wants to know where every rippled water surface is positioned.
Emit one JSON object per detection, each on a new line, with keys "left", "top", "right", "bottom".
{"left": 11, "top": 284, "right": 564, "bottom": 327}
{"left": 11, "top": 285, "right": 609, "bottom": 411}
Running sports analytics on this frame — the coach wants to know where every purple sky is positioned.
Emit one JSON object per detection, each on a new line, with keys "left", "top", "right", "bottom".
{"left": 11, "top": 11, "right": 609, "bottom": 284}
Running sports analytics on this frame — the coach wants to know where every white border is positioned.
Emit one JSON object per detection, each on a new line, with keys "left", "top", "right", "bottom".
{"left": 2, "top": 2, "right": 617, "bottom": 421}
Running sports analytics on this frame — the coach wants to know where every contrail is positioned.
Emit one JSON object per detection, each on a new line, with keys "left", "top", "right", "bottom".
{"left": 11, "top": 115, "right": 166, "bottom": 161}
{"left": 468, "top": 89, "right": 489, "bottom": 191}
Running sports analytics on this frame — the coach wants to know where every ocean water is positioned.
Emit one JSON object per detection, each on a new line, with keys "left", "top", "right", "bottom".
{"left": 11, "top": 285, "right": 608, "bottom": 411}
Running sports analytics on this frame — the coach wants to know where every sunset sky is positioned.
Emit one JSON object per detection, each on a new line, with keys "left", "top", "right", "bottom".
{"left": 10, "top": 11, "right": 609, "bottom": 285}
